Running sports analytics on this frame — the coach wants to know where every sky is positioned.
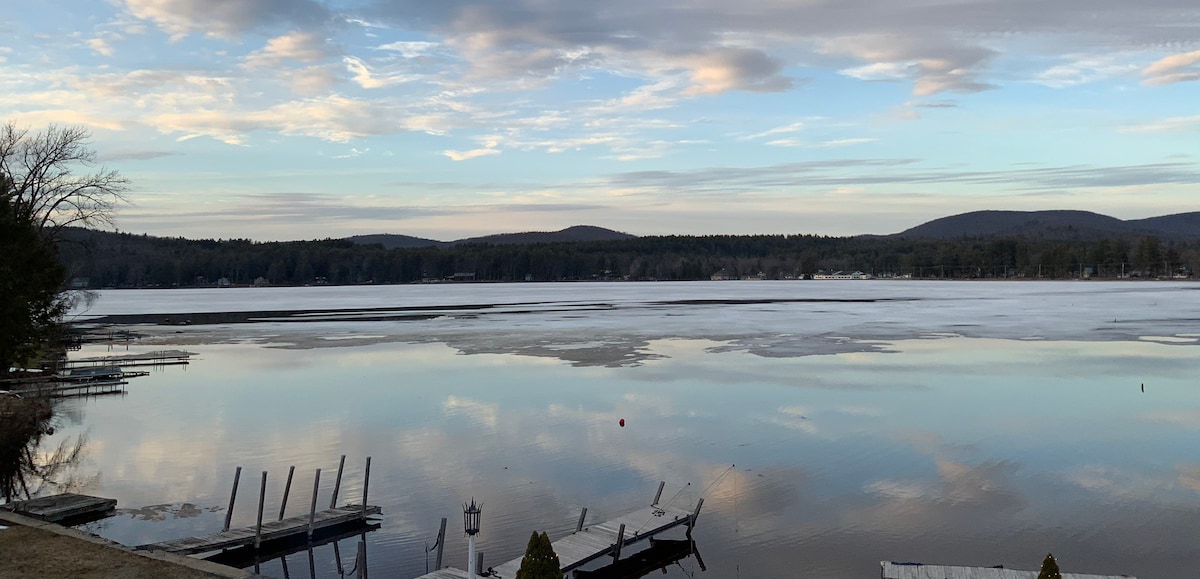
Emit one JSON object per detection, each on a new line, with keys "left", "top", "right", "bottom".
{"left": 2, "top": 0, "right": 1198, "bottom": 241}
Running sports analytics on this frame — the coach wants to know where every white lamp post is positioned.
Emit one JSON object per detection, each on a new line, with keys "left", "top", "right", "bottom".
{"left": 463, "top": 498, "right": 482, "bottom": 579}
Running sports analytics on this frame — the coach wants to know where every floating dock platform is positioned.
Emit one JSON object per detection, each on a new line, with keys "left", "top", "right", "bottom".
{"left": 0, "top": 493, "right": 117, "bottom": 523}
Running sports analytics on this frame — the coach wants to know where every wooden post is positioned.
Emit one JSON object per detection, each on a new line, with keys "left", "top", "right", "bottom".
{"left": 356, "top": 539, "right": 367, "bottom": 579}
{"left": 280, "top": 554, "right": 291, "bottom": 579}
{"left": 575, "top": 507, "right": 588, "bottom": 532}
{"left": 255, "top": 471, "right": 268, "bottom": 549}
{"left": 333, "top": 541, "right": 345, "bottom": 575}
{"left": 330, "top": 455, "right": 346, "bottom": 508}
{"left": 434, "top": 517, "right": 447, "bottom": 570}
{"left": 308, "top": 468, "right": 322, "bottom": 539}
{"left": 476, "top": 551, "right": 484, "bottom": 576}
{"left": 653, "top": 481, "right": 665, "bottom": 505}
{"left": 279, "top": 465, "right": 295, "bottom": 521}
{"left": 612, "top": 524, "right": 625, "bottom": 561}
{"left": 687, "top": 498, "right": 704, "bottom": 536}
{"left": 361, "top": 456, "right": 371, "bottom": 515}
{"left": 307, "top": 546, "right": 316, "bottom": 579}
{"left": 223, "top": 466, "right": 242, "bottom": 532}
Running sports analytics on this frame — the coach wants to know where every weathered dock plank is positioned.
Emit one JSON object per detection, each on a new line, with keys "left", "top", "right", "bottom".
{"left": 882, "top": 561, "right": 1136, "bottom": 579}
{"left": 0, "top": 493, "right": 117, "bottom": 523}
{"left": 139, "top": 505, "right": 380, "bottom": 555}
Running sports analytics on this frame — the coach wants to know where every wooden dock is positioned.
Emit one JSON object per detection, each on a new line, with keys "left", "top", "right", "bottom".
{"left": 203, "top": 520, "right": 380, "bottom": 568}
{"left": 417, "top": 482, "right": 703, "bottom": 579}
{"left": 881, "top": 561, "right": 1137, "bottom": 579}
{"left": 139, "top": 505, "right": 381, "bottom": 555}
{"left": 59, "top": 350, "right": 193, "bottom": 370}
{"left": 0, "top": 493, "right": 117, "bottom": 523}
{"left": 9, "top": 379, "right": 130, "bottom": 398}
{"left": 141, "top": 455, "right": 378, "bottom": 561}
{"left": 489, "top": 503, "right": 696, "bottom": 578}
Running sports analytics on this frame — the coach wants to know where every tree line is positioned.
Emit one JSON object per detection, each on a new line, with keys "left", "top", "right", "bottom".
{"left": 60, "top": 227, "right": 1197, "bottom": 288}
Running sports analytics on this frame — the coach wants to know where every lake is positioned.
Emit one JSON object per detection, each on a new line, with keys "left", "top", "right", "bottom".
{"left": 42, "top": 281, "right": 1200, "bottom": 577}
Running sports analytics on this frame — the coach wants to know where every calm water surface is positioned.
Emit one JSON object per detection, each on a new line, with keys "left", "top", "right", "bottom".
{"left": 41, "top": 283, "right": 1200, "bottom": 578}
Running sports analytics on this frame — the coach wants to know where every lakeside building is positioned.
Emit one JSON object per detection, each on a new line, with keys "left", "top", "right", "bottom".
{"left": 813, "top": 270, "right": 872, "bottom": 280}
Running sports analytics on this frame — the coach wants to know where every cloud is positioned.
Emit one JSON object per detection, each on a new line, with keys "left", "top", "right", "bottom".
{"left": 765, "top": 137, "right": 877, "bottom": 148}
{"left": 442, "top": 148, "right": 500, "bottom": 161}
{"left": 281, "top": 65, "right": 344, "bottom": 94}
{"left": 1120, "top": 115, "right": 1200, "bottom": 133}
{"left": 88, "top": 38, "right": 115, "bottom": 56}
{"left": 741, "top": 121, "right": 806, "bottom": 141}
{"left": 1036, "top": 54, "right": 1140, "bottom": 88}
{"left": 242, "top": 31, "right": 337, "bottom": 69}
{"left": 344, "top": 56, "right": 421, "bottom": 89}
{"left": 602, "top": 158, "right": 1200, "bottom": 194}
{"left": 826, "top": 35, "right": 998, "bottom": 95}
{"left": 146, "top": 95, "right": 412, "bottom": 144}
{"left": 1142, "top": 49, "right": 1200, "bottom": 85}
{"left": 100, "top": 150, "right": 178, "bottom": 161}
{"left": 376, "top": 41, "right": 440, "bottom": 58}
{"left": 120, "top": 0, "right": 329, "bottom": 39}
{"left": 685, "top": 47, "right": 794, "bottom": 95}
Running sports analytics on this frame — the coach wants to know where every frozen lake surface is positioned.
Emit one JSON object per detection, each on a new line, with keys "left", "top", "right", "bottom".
{"left": 44, "top": 281, "right": 1200, "bottom": 577}
{"left": 72, "top": 280, "right": 1200, "bottom": 363}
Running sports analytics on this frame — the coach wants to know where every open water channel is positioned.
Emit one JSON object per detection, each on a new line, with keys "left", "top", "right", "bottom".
{"left": 39, "top": 281, "right": 1200, "bottom": 577}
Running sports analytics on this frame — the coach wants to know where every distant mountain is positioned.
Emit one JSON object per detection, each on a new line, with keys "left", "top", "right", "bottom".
{"left": 347, "top": 225, "right": 635, "bottom": 248}
{"left": 894, "top": 210, "right": 1200, "bottom": 241}
{"left": 455, "top": 225, "right": 635, "bottom": 245}
{"left": 1126, "top": 212, "right": 1200, "bottom": 238}
{"left": 345, "top": 233, "right": 447, "bottom": 249}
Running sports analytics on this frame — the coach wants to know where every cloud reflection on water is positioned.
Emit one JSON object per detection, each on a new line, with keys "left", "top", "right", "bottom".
{"left": 43, "top": 334, "right": 1200, "bottom": 578}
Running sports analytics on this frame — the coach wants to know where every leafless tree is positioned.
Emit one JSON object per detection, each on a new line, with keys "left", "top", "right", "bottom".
{"left": 0, "top": 122, "right": 129, "bottom": 239}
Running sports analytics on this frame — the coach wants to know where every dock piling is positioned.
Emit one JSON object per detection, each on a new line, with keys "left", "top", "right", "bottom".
{"left": 576, "top": 507, "right": 588, "bottom": 532}
{"left": 477, "top": 551, "right": 484, "bottom": 576}
{"left": 255, "top": 471, "right": 268, "bottom": 549}
{"left": 653, "top": 481, "right": 665, "bottom": 505}
{"left": 223, "top": 466, "right": 242, "bottom": 532}
{"left": 330, "top": 455, "right": 346, "bottom": 508}
{"left": 279, "top": 465, "right": 295, "bottom": 521}
{"left": 612, "top": 524, "right": 625, "bottom": 561}
{"left": 361, "top": 456, "right": 371, "bottom": 515}
{"left": 434, "top": 517, "right": 447, "bottom": 570}
{"left": 308, "top": 468, "right": 322, "bottom": 539}
{"left": 687, "top": 498, "right": 704, "bottom": 536}
{"left": 356, "top": 538, "right": 367, "bottom": 579}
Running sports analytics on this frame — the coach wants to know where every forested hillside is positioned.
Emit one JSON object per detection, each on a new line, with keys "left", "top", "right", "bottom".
{"left": 58, "top": 228, "right": 1197, "bottom": 288}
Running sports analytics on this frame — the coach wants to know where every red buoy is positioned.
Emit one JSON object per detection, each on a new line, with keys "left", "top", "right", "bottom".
{"left": 619, "top": 418, "right": 625, "bottom": 427}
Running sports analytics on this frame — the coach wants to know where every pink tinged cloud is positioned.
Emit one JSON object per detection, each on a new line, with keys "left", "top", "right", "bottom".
{"left": 1142, "top": 50, "right": 1200, "bottom": 85}
{"left": 442, "top": 148, "right": 501, "bottom": 161}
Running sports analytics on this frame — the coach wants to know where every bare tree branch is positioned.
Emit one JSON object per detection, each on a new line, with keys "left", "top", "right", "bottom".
{"left": 0, "top": 122, "right": 129, "bottom": 240}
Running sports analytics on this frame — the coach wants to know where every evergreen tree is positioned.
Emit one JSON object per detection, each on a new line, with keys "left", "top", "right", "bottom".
{"left": 515, "top": 531, "right": 561, "bottom": 579}
{"left": 0, "top": 186, "right": 67, "bottom": 375}
{"left": 1037, "top": 552, "right": 1062, "bottom": 579}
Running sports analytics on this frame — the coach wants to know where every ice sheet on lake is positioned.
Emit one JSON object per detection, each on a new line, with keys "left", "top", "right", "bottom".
{"left": 71, "top": 281, "right": 1200, "bottom": 365}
